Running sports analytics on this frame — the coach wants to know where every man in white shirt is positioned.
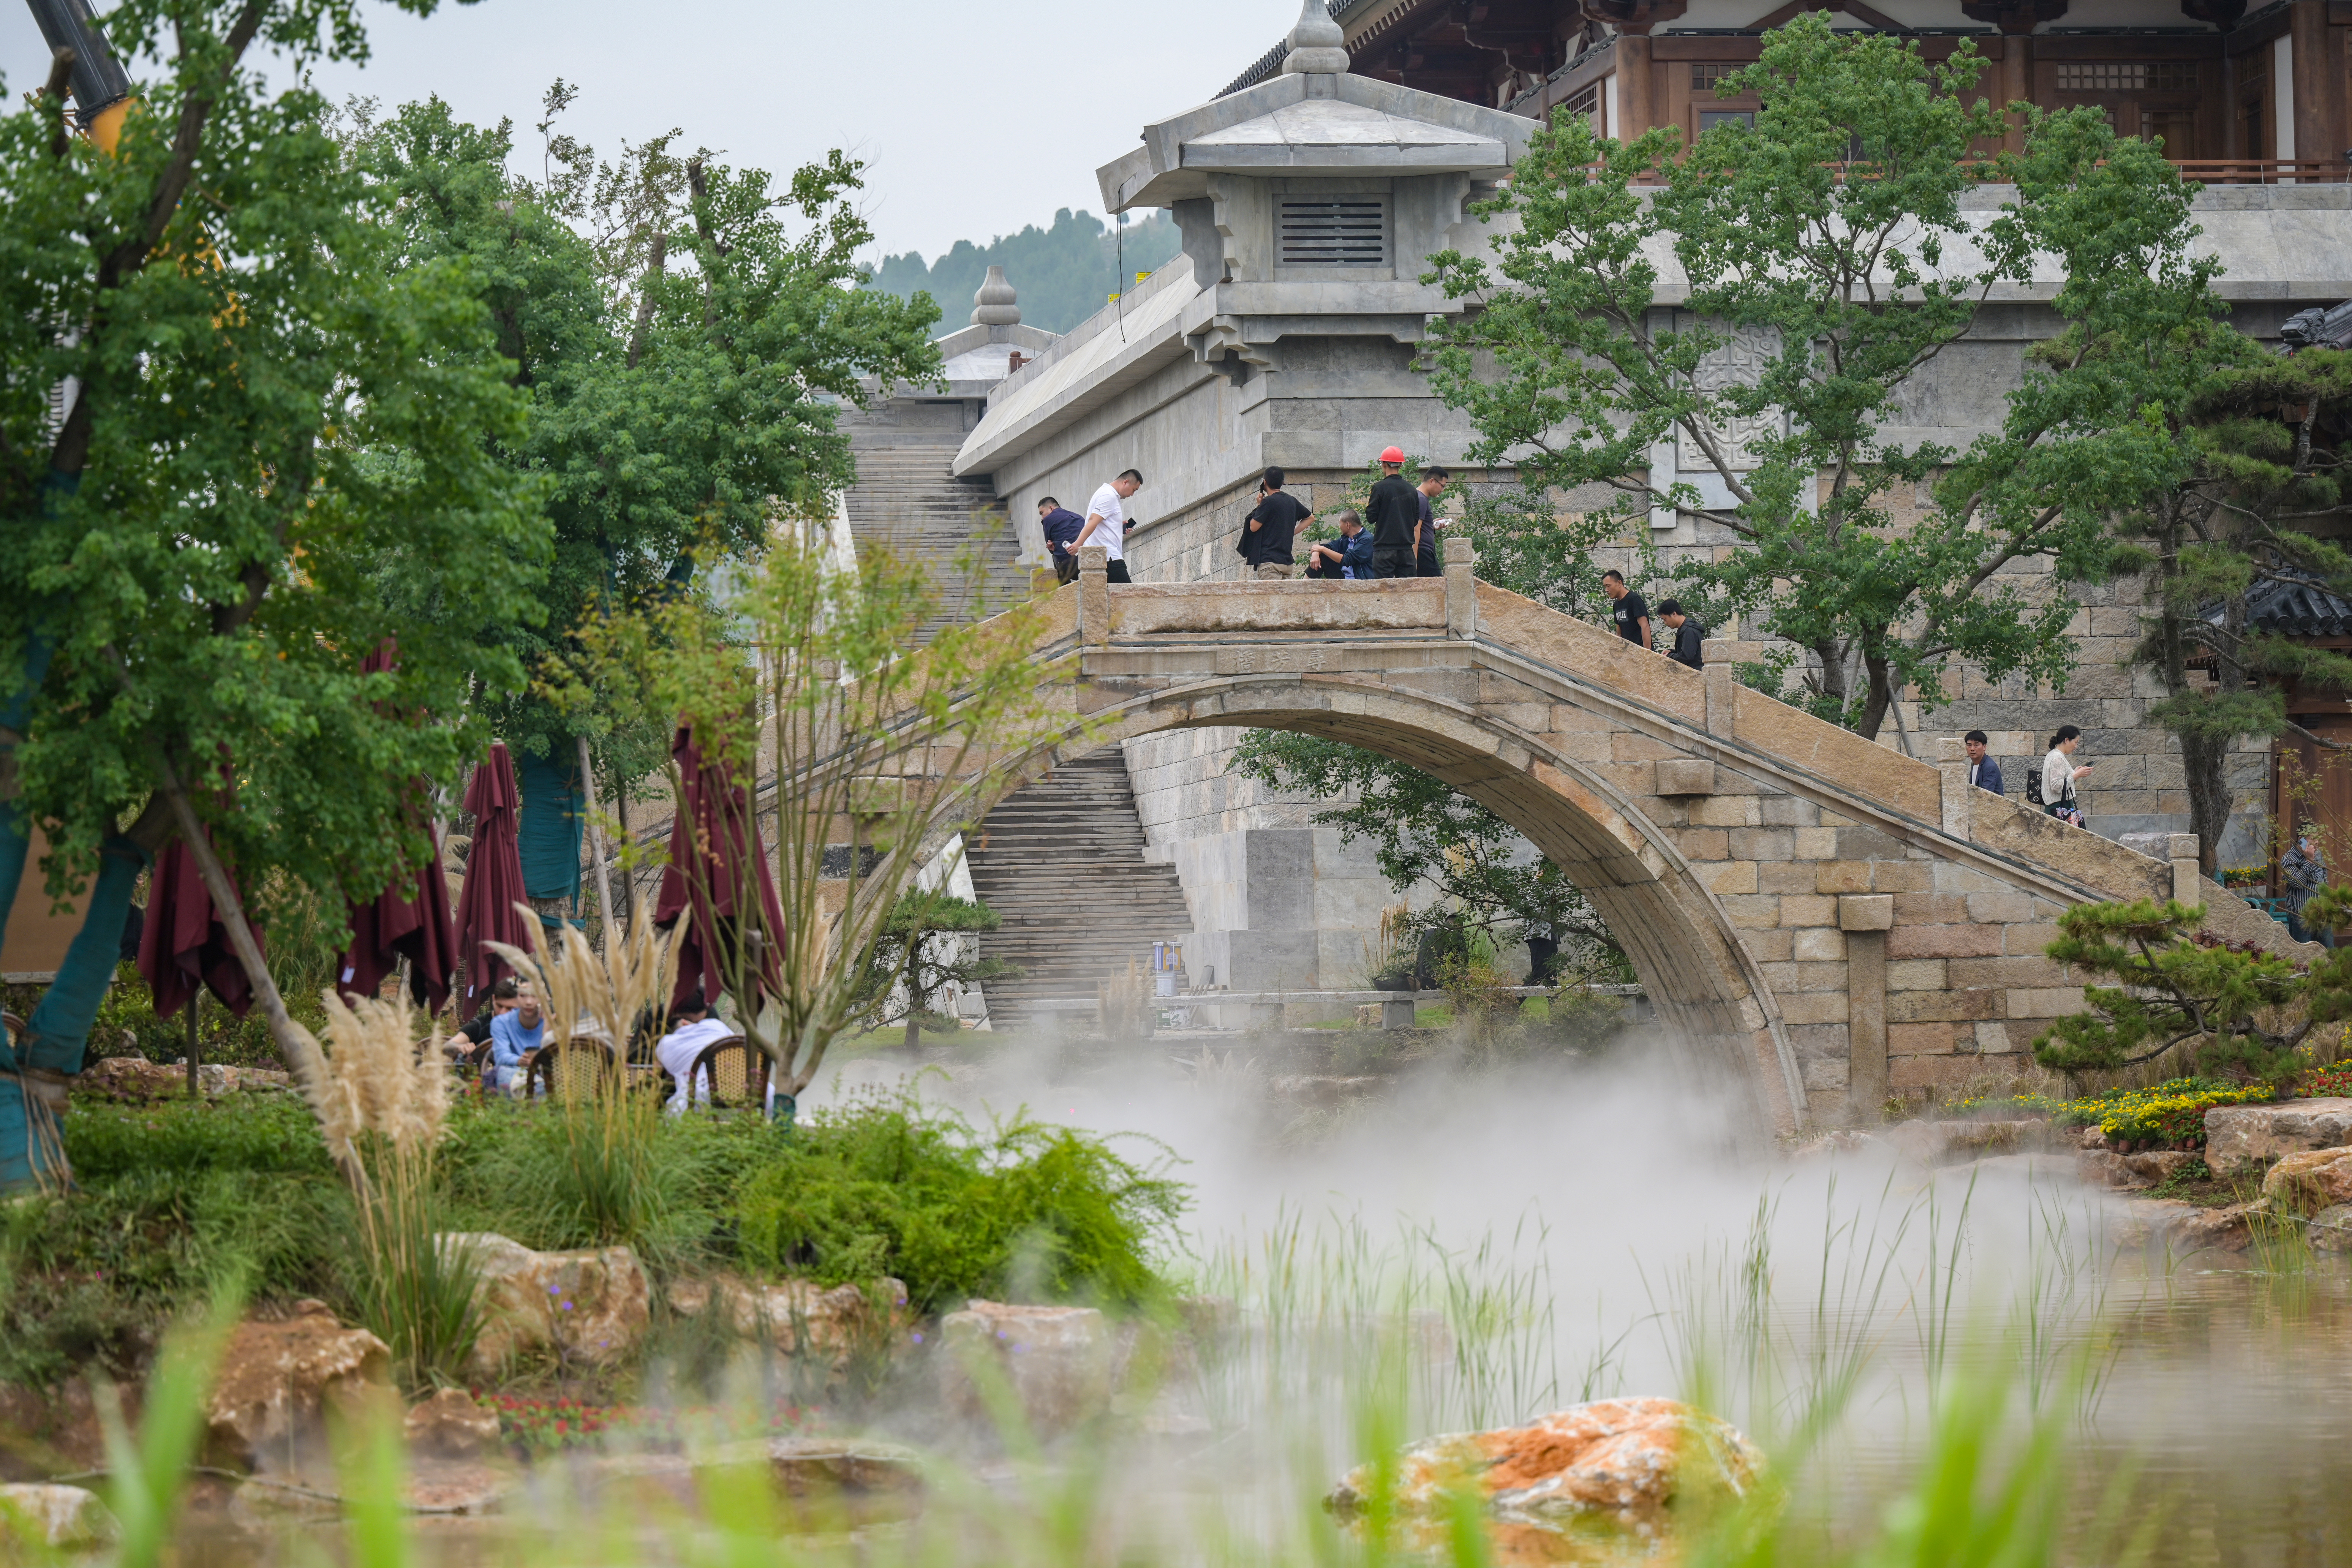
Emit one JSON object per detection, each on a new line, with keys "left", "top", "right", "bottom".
{"left": 654, "top": 989, "right": 735, "bottom": 1113}
{"left": 1074, "top": 469, "right": 1143, "bottom": 584}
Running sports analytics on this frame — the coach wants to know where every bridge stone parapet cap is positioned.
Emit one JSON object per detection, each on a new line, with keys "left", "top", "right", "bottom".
{"left": 1110, "top": 579, "right": 1444, "bottom": 636}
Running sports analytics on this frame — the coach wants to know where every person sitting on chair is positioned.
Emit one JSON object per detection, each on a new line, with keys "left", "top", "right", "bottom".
{"left": 654, "top": 988, "right": 735, "bottom": 1112}
{"left": 485, "top": 986, "right": 546, "bottom": 1094}
{"left": 460, "top": 976, "right": 519, "bottom": 1046}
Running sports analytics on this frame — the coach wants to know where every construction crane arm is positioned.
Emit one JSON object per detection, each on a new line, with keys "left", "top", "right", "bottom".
{"left": 24, "top": 0, "right": 131, "bottom": 150}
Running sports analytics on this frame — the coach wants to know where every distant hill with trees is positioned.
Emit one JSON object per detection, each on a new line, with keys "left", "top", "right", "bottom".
{"left": 862, "top": 209, "right": 1181, "bottom": 335}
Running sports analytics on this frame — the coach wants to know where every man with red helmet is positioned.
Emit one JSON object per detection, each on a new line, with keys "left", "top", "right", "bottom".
{"left": 1364, "top": 446, "right": 1421, "bottom": 581}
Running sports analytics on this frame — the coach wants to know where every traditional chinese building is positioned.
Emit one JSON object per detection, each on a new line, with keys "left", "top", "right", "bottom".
{"left": 1221, "top": 0, "right": 2349, "bottom": 180}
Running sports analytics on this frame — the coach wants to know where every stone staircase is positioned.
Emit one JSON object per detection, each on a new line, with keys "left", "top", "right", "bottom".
{"left": 964, "top": 750, "right": 1194, "bottom": 1027}
{"left": 841, "top": 440, "right": 1033, "bottom": 641}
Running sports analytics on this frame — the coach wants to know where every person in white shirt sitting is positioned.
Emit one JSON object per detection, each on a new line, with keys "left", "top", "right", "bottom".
{"left": 654, "top": 989, "right": 734, "bottom": 1113}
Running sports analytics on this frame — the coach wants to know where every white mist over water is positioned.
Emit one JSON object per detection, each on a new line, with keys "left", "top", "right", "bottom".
{"left": 815, "top": 1037, "right": 2101, "bottom": 1405}
{"left": 802, "top": 1034, "right": 2352, "bottom": 1565}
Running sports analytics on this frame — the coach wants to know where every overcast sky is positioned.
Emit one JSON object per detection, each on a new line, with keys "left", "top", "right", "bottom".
{"left": 0, "top": 0, "right": 1296, "bottom": 263}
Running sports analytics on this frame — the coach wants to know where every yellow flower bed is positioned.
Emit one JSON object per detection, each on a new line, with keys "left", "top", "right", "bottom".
{"left": 1935, "top": 1079, "right": 2273, "bottom": 1148}
{"left": 2079, "top": 1079, "right": 2274, "bottom": 1146}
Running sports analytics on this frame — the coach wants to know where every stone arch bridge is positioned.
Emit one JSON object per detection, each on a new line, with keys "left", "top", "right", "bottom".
{"left": 961, "top": 545, "right": 2305, "bottom": 1134}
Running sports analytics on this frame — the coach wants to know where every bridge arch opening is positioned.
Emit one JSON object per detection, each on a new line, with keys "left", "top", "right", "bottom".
{"left": 985, "top": 673, "right": 1807, "bottom": 1133}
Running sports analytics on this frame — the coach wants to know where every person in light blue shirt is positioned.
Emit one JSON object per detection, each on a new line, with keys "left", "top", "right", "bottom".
{"left": 486, "top": 990, "right": 547, "bottom": 1092}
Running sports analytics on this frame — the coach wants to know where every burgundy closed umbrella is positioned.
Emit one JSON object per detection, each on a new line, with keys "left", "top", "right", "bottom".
{"left": 137, "top": 831, "right": 266, "bottom": 1019}
{"left": 455, "top": 741, "right": 530, "bottom": 1005}
{"left": 653, "top": 719, "right": 786, "bottom": 1013}
{"left": 337, "top": 643, "right": 460, "bottom": 1012}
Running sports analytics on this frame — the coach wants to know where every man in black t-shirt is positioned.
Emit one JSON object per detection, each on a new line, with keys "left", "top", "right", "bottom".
{"left": 1365, "top": 446, "right": 1421, "bottom": 580}
{"left": 1239, "top": 466, "right": 1312, "bottom": 579}
{"left": 1602, "top": 569, "right": 1651, "bottom": 648}
{"left": 457, "top": 976, "right": 521, "bottom": 1060}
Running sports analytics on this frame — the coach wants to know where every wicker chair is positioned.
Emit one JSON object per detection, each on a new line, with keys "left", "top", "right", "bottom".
{"left": 683, "top": 1034, "right": 767, "bottom": 1110}
{"left": 525, "top": 1037, "right": 618, "bottom": 1100}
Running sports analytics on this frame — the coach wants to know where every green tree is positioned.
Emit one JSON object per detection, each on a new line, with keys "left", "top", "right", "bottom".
{"left": 1226, "top": 731, "right": 1625, "bottom": 979}
{"left": 855, "top": 888, "right": 1024, "bottom": 1045}
{"left": 351, "top": 89, "right": 944, "bottom": 833}
{"left": 2032, "top": 891, "right": 2352, "bottom": 1086}
{"left": 1425, "top": 14, "right": 2221, "bottom": 740}
{"left": 0, "top": 0, "right": 546, "bottom": 1119}
{"left": 2122, "top": 348, "right": 2352, "bottom": 871}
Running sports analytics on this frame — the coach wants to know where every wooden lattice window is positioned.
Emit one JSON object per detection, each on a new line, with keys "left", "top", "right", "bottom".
{"left": 2056, "top": 62, "right": 2197, "bottom": 93}
{"left": 1692, "top": 62, "right": 1743, "bottom": 90}
{"left": 1562, "top": 82, "right": 1601, "bottom": 132}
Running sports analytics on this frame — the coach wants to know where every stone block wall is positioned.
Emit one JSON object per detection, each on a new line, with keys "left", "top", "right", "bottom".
{"left": 1122, "top": 722, "right": 1409, "bottom": 991}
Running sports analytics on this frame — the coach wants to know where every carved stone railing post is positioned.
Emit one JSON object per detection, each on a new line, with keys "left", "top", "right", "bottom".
{"left": 1702, "top": 641, "right": 1737, "bottom": 739}
{"left": 2166, "top": 833, "right": 2201, "bottom": 904}
{"left": 1840, "top": 894, "right": 1893, "bottom": 1122}
{"left": 1442, "top": 536, "right": 1477, "bottom": 639}
{"left": 1078, "top": 546, "right": 1109, "bottom": 648}
{"left": 1937, "top": 736, "right": 1970, "bottom": 839}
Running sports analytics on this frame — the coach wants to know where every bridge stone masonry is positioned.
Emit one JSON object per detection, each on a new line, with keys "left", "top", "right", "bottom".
{"left": 982, "top": 542, "right": 2313, "bottom": 1135}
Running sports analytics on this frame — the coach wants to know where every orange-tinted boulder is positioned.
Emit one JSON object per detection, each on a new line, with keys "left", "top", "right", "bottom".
{"left": 1327, "top": 1398, "right": 1763, "bottom": 1563}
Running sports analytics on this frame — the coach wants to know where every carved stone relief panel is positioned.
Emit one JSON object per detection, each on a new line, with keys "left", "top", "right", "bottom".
{"left": 1674, "top": 318, "right": 1782, "bottom": 474}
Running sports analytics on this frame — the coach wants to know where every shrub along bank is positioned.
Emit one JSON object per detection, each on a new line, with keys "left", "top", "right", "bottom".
{"left": 0, "top": 1085, "right": 1185, "bottom": 1399}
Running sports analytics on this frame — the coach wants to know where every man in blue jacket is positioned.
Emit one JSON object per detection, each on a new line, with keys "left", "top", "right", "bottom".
{"left": 1964, "top": 730, "right": 2004, "bottom": 795}
{"left": 1037, "top": 497, "right": 1086, "bottom": 584}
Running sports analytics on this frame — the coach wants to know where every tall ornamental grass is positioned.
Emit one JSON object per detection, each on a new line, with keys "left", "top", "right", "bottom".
{"left": 488, "top": 902, "right": 682, "bottom": 1249}
{"left": 315, "top": 991, "right": 476, "bottom": 1392}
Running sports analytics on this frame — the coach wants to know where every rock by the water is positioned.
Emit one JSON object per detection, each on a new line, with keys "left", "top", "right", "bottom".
{"left": 0, "top": 1483, "right": 115, "bottom": 1547}
{"left": 666, "top": 1274, "right": 910, "bottom": 1370}
{"left": 2172, "top": 1201, "right": 2262, "bottom": 1253}
{"left": 401, "top": 1460, "right": 517, "bottom": 1515}
{"left": 939, "top": 1300, "right": 1111, "bottom": 1439}
{"left": 2309, "top": 1204, "right": 2352, "bottom": 1250}
{"left": 2262, "top": 1146, "right": 2352, "bottom": 1214}
{"left": 224, "top": 1460, "right": 515, "bottom": 1526}
{"left": 204, "top": 1302, "right": 394, "bottom": 1472}
{"left": 1883, "top": 1119, "right": 2059, "bottom": 1167}
{"left": 588, "top": 1437, "right": 923, "bottom": 1528}
{"left": 404, "top": 1387, "right": 501, "bottom": 1459}
{"left": 439, "top": 1233, "right": 649, "bottom": 1381}
{"left": 1174, "top": 1293, "right": 1238, "bottom": 1346}
{"left": 2080, "top": 1149, "right": 2200, "bottom": 1189}
{"left": 2115, "top": 1197, "right": 2262, "bottom": 1253}
{"left": 1326, "top": 1398, "right": 1762, "bottom": 1563}
{"left": 2205, "top": 1099, "right": 2352, "bottom": 1168}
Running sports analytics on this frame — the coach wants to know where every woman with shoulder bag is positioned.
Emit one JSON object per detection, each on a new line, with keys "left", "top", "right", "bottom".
{"left": 2039, "top": 726, "right": 2093, "bottom": 827}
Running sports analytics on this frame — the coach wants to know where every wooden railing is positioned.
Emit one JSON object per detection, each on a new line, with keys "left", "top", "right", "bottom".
{"left": 1608, "top": 157, "right": 2350, "bottom": 188}
{"left": 2170, "top": 160, "right": 2351, "bottom": 185}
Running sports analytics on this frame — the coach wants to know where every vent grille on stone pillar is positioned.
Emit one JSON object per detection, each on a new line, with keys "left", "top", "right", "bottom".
{"left": 1277, "top": 196, "right": 1388, "bottom": 265}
